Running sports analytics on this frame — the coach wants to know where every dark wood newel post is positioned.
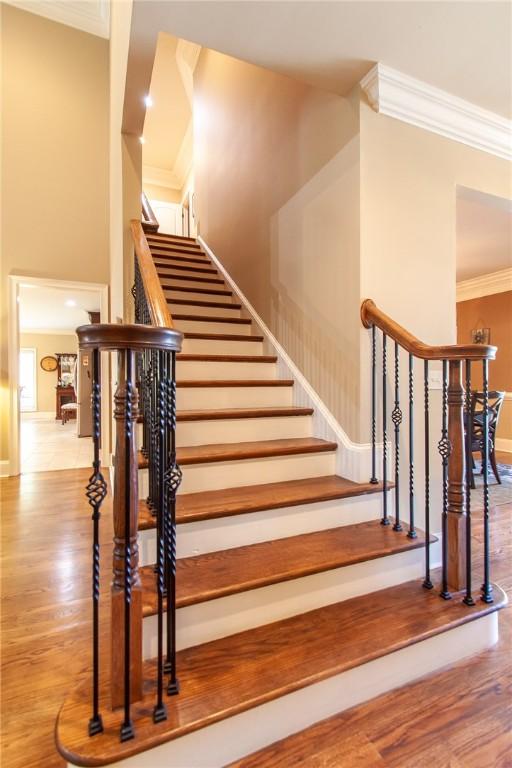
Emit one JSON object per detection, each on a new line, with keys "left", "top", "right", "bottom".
{"left": 447, "top": 359, "right": 466, "bottom": 591}
{"left": 111, "top": 348, "right": 143, "bottom": 709}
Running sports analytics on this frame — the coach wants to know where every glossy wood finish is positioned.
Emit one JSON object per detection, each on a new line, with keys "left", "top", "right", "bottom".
{"left": 176, "top": 406, "right": 313, "bottom": 422}
{"left": 156, "top": 271, "right": 225, "bottom": 285}
{"left": 138, "top": 475, "right": 387, "bottom": 529}
{"left": 146, "top": 232, "right": 199, "bottom": 245}
{"left": 131, "top": 219, "right": 175, "bottom": 328}
{"left": 76, "top": 324, "right": 182, "bottom": 352}
{"left": 55, "top": 579, "right": 506, "bottom": 766}
{"left": 154, "top": 262, "right": 218, "bottom": 276}
{"left": 447, "top": 359, "right": 467, "bottom": 590}
{"left": 361, "top": 299, "right": 497, "bottom": 361}
{"left": 162, "top": 284, "right": 233, "bottom": 297}
{"left": 172, "top": 314, "right": 251, "bottom": 325}
{"left": 138, "top": 437, "right": 337, "bottom": 470}
{"left": 176, "top": 353, "right": 276, "bottom": 363}
{"left": 182, "top": 331, "right": 263, "bottom": 342}
{"left": 140, "top": 521, "right": 431, "bottom": 613}
{"left": 150, "top": 252, "right": 209, "bottom": 265}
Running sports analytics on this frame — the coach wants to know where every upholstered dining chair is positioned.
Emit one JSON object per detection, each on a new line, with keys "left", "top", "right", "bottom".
{"left": 467, "top": 390, "right": 506, "bottom": 488}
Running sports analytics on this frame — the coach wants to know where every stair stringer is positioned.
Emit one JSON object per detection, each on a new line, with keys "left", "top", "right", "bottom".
{"left": 198, "top": 236, "right": 379, "bottom": 484}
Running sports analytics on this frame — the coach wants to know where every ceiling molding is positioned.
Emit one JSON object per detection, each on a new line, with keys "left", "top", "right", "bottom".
{"left": 456, "top": 268, "right": 512, "bottom": 302}
{"left": 4, "top": 0, "right": 110, "bottom": 38}
{"left": 142, "top": 165, "right": 182, "bottom": 190}
{"left": 360, "top": 63, "right": 512, "bottom": 162}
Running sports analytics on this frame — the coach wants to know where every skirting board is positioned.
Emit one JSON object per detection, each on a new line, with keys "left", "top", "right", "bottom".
{"left": 101, "top": 611, "right": 498, "bottom": 768}
{"left": 198, "top": 236, "right": 374, "bottom": 483}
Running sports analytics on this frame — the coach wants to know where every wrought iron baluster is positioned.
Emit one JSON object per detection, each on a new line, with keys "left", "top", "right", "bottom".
{"left": 407, "top": 354, "right": 417, "bottom": 539}
{"left": 86, "top": 347, "right": 105, "bottom": 736}
{"left": 381, "top": 333, "right": 389, "bottom": 525}
{"left": 370, "top": 324, "right": 378, "bottom": 484}
{"left": 439, "top": 360, "right": 451, "bottom": 600}
{"left": 463, "top": 360, "right": 475, "bottom": 606}
{"left": 120, "top": 349, "right": 135, "bottom": 742}
{"left": 153, "top": 350, "right": 168, "bottom": 723}
{"left": 423, "top": 361, "right": 433, "bottom": 589}
{"left": 165, "top": 351, "right": 181, "bottom": 695}
{"left": 481, "top": 360, "right": 493, "bottom": 604}
{"left": 392, "top": 341, "right": 403, "bottom": 532}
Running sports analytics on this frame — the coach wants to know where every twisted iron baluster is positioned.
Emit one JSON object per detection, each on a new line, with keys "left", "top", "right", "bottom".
{"left": 392, "top": 341, "right": 403, "bottom": 532}
{"left": 165, "top": 352, "right": 181, "bottom": 695}
{"left": 381, "top": 333, "right": 389, "bottom": 525}
{"left": 481, "top": 360, "right": 493, "bottom": 604}
{"left": 463, "top": 360, "right": 475, "bottom": 606}
{"left": 153, "top": 350, "right": 168, "bottom": 722}
{"left": 439, "top": 360, "right": 451, "bottom": 600}
{"left": 120, "top": 350, "right": 135, "bottom": 742}
{"left": 86, "top": 347, "right": 105, "bottom": 736}
{"left": 423, "top": 361, "right": 433, "bottom": 589}
{"left": 408, "top": 354, "right": 417, "bottom": 538}
{"left": 370, "top": 325, "right": 378, "bottom": 484}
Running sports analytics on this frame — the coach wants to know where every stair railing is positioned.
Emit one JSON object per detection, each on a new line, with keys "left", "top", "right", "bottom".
{"left": 361, "top": 299, "right": 497, "bottom": 605}
{"left": 77, "top": 218, "right": 182, "bottom": 744}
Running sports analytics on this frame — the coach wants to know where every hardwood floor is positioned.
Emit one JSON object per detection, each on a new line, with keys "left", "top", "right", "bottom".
{"left": 1, "top": 468, "right": 510, "bottom": 768}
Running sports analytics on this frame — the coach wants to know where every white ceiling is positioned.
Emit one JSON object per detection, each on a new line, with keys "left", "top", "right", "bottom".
{"left": 143, "top": 33, "right": 191, "bottom": 172}
{"left": 19, "top": 284, "right": 101, "bottom": 333}
{"left": 3, "top": 0, "right": 110, "bottom": 38}
{"left": 456, "top": 188, "right": 512, "bottom": 282}
{"left": 136, "top": 0, "right": 512, "bottom": 118}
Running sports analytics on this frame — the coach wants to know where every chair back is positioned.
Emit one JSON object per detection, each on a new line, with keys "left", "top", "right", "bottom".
{"left": 470, "top": 390, "right": 506, "bottom": 445}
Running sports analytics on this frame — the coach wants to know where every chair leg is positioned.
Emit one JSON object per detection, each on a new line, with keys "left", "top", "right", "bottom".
{"left": 490, "top": 447, "right": 501, "bottom": 485}
{"left": 470, "top": 461, "right": 476, "bottom": 490}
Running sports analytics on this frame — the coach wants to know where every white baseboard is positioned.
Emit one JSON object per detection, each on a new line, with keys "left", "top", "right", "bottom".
{"left": 496, "top": 438, "right": 512, "bottom": 453}
{"left": 198, "top": 236, "right": 374, "bottom": 483}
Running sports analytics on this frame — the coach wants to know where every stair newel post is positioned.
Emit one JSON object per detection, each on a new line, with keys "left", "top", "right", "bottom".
{"left": 165, "top": 350, "right": 181, "bottom": 695}
{"left": 446, "top": 359, "right": 467, "bottom": 593}
{"left": 112, "top": 347, "right": 143, "bottom": 728}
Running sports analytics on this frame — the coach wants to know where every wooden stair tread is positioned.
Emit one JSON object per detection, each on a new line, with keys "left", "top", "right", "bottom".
{"left": 150, "top": 244, "right": 204, "bottom": 256}
{"left": 176, "top": 406, "right": 313, "bottom": 422}
{"left": 172, "top": 314, "right": 251, "bottom": 325}
{"left": 153, "top": 262, "right": 218, "bottom": 276}
{"left": 139, "top": 475, "right": 384, "bottom": 528}
{"left": 176, "top": 354, "right": 276, "bottom": 363}
{"left": 156, "top": 272, "right": 225, "bottom": 285}
{"left": 170, "top": 298, "right": 242, "bottom": 311}
{"left": 140, "top": 521, "right": 432, "bottom": 613}
{"left": 138, "top": 437, "right": 337, "bottom": 469}
{"left": 150, "top": 251, "right": 209, "bottom": 265}
{"left": 56, "top": 581, "right": 506, "bottom": 766}
{"left": 162, "top": 285, "right": 233, "bottom": 297}
{"left": 147, "top": 233, "right": 198, "bottom": 244}
{"left": 175, "top": 379, "right": 293, "bottom": 388}
{"left": 182, "top": 332, "right": 263, "bottom": 341}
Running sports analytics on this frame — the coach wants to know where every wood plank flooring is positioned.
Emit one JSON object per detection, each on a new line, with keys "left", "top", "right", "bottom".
{"left": 1, "top": 465, "right": 510, "bottom": 768}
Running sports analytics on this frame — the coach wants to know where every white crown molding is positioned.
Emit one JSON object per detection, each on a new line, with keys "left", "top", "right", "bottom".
{"left": 456, "top": 268, "right": 512, "bottom": 302}
{"left": 4, "top": 0, "right": 110, "bottom": 38}
{"left": 360, "top": 63, "right": 512, "bottom": 162}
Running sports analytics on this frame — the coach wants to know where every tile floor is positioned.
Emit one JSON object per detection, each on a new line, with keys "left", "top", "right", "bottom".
{"left": 20, "top": 412, "right": 92, "bottom": 473}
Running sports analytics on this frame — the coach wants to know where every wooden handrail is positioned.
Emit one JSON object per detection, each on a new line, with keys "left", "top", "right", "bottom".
{"left": 361, "top": 299, "right": 496, "bottom": 361}
{"left": 141, "top": 191, "right": 159, "bottom": 232}
{"left": 131, "top": 219, "right": 174, "bottom": 328}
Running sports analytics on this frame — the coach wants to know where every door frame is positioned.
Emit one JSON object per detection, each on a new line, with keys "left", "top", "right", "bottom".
{"left": 19, "top": 347, "right": 38, "bottom": 413}
{"left": 8, "top": 275, "right": 109, "bottom": 476}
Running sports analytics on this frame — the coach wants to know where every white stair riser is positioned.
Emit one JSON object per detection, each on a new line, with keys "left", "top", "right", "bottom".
{"left": 176, "top": 360, "right": 277, "bottom": 380}
{"left": 176, "top": 386, "right": 293, "bottom": 410}
{"left": 169, "top": 303, "right": 242, "bottom": 318}
{"left": 106, "top": 612, "right": 498, "bottom": 768}
{"left": 181, "top": 338, "right": 263, "bottom": 355}
{"left": 139, "top": 493, "right": 385, "bottom": 563}
{"left": 139, "top": 451, "right": 336, "bottom": 496}
{"left": 137, "top": 414, "right": 312, "bottom": 449}
{"left": 142, "top": 541, "right": 439, "bottom": 655}
{"left": 174, "top": 319, "right": 252, "bottom": 335}
{"left": 164, "top": 289, "right": 235, "bottom": 303}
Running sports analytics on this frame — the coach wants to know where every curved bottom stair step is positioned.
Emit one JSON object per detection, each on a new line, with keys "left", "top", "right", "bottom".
{"left": 55, "top": 581, "right": 506, "bottom": 767}
{"left": 139, "top": 520, "right": 432, "bottom": 613}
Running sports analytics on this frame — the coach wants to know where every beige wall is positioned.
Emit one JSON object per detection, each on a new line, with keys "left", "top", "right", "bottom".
{"left": 20, "top": 333, "right": 77, "bottom": 413}
{"left": 194, "top": 49, "right": 361, "bottom": 437}
{"left": 144, "top": 183, "right": 181, "bottom": 204}
{"left": 1, "top": 5, "right": 110, "bottom": 464}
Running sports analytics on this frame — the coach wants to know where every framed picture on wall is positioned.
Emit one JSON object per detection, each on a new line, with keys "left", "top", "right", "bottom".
{"left": 471, "top": 328, "right": 490, "bottom": 344}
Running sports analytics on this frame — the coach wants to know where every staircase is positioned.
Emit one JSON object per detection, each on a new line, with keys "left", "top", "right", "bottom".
{"left": 56, "top": 228, "right": 506, "bottom": 767}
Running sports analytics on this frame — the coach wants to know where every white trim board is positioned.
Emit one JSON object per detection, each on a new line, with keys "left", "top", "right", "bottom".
{"left": 3, "top": 0, "right": 110, "bottom": 38}
{"left": 360, "top": 63, "right": 512, "bottom": 162}
{"left": 456, "top": 268, "right": 512, "bottom": 302}
{"left": 198, "top": 237, "right": 374, "bottom": 483}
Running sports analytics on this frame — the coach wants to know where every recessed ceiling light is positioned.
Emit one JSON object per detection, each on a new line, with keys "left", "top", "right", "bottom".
{"left": 139, "top": 136, "right": 146, "bottom": 145}
{"left": 144, "top": 95, "right": 153, "bottom": 108}
{"left": 65, "top": 299, "right": 77, "bottom": 307}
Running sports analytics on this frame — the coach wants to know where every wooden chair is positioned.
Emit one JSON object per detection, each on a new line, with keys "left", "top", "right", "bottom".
{"left": 61, "top": 402, "right": 77, "bottom": 425}
{"left": 467, "top": 390, "right": 505, "bottom": 487}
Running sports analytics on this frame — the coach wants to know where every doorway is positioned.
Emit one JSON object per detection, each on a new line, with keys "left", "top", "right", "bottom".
{"left": 8, "top": 276, "right": 109, "bottom": 476}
